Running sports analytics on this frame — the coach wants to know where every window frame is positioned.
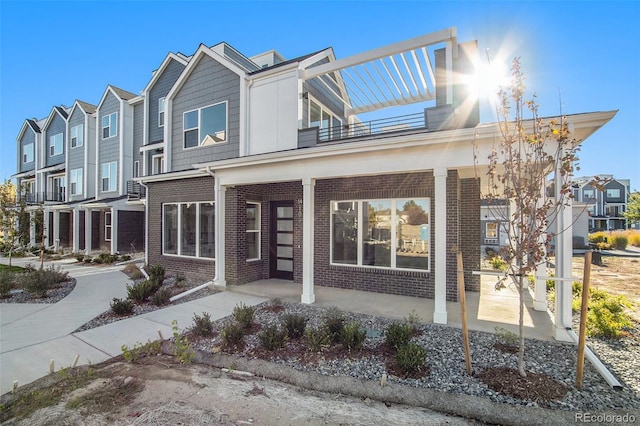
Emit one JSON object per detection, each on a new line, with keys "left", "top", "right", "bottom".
{"left": 183, "top": 101, "right": 228, "bottom": 149}
{"left": 246, "top": 202, "right": 261, "bottom": 261}
{"left": 102, "top": 112, "right": 118, "bottom": 139}
{"left": 330, "top": 198, "right": 431, "bottom": 272}
{"left": 22, "top": 143, "right": 34, "bottom": 163}
{"left": 606, "top": 188, "right": 621, "bottom": 198}
{"left": 486, "top": 222, "right": 498, "bottom": 239}
{"left": 70, "top": 124, "right": 84, "bottom": 148}
{"left": 104, "top": 212, "right": 112, "bottom": 241}
{"left": 101, "top": 161, "right": 117, "bottom": 193}
{"left": 152, "top": 154, "right": 164, "bottom": 175}
{"left": 69, "top": 168, "right": 83, "bottom": 196}
{"left": 133, "top": 161, "right": 140, "bottom": 178}
{"left": 49, "top": 133, "right": 63, "bottom": 156}
{"left": 308, "top": 96, "right": 342, "bottom": 141}
{"left": 158, "top": 97, "right": 165, "bottom": 127}
{"left": 162, "top": 201, "right": 215, "bottom": 260}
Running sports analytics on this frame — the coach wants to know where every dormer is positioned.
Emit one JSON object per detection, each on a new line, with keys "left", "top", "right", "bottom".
{"left": 250, "top": 50, "right": 286, "bottom": 69}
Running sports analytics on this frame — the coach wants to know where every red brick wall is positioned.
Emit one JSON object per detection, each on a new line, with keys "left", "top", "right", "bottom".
{"left": 147, "top": 176, "right": 216, "bottom": 283}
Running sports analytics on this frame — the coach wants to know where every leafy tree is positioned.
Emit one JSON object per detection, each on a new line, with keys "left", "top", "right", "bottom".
{"left": 623, "top": 191, "right": 640, "bottom": 226}
{"left": 402, "top": 201, "right": 428, "bottom": 225}
{"left": 475, "top": 59, "right": 587, "bottom": 377}
{"left": 0, "top": 180, "right": 19, "bottom": 268}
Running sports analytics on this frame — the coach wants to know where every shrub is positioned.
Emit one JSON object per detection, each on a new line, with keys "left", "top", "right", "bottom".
{"left": 341, "top": 321, "right": 366, "bottom": 351}
{"left": 258, "top": 325, "right": 287, "bottom": 351}
{"left": 396, "top": 343, "right": 427, "bottom": 374}
{"left": 322, "top": 307, "right": 345, "bottom": 344}
{"left": 119, "top": 254, "right": 131, "bottom": 262}
{"left": 610, "top": 234, "right": 628, "bottom": 250}
{"left": 304, "top": 328, "right": 330, "bottom": 352}
{"left": 74, "top": 253, "right": 85, "bottom": 262}
{"left": 152, "top": 287, "right": 171, "bottom": 306}
{"left": 127, "top": 280, "right": 156, "bottom": 303}
{"left": 191, "top": 312, "right": 214, "bottom": 336}
{"left": 148, "top": 264, "right": 166, "bottom": 288}
{"left": 587, "top": 293, "right": 633, "bottom": 338}
{"left": 385, "top": 322, "right": 413, "bottom": 350}
{"left": 221, "top": 322, "right": 245, "bottom": 346}
{"left": 494, "top": 327, "right": 518, "bottom": 346}
{"left": 96, "top": 252, "right": 119, "bottom": 264}
{"left": 490, "top": 256, "right": 508, "bottom": 271}
{"left": 0, "top": 270, "right": 15, "bottom": 297}
{"left": 110, "top": 298, "right": 134, "bottom": 315}
{"left": 281, "top": 314, "right": 307, "bottom": 339}
{"left": 17, "top": 265, "right": 67, "bottom": 298}
{"left": 174, "top": 273, "right": 188, "bottom": 288}
{"left": 233, "top": 302, "right": 255, "bottom": 330}
{"left": 628, "top": 231, "right": 640, "bottom": 248}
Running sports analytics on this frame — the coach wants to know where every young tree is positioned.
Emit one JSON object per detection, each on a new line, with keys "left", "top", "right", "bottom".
{"left": 623, "top": 191, "right": 640, "bottom": 227}
{"left": 0, "top": 180, "right": 18, "bottom": 268}
{"left": 475, "top": 59, "right": 583, "bottom": 377}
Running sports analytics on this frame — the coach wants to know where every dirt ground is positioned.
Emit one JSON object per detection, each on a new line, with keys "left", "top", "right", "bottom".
{"left": 2, "top": 355, "right": 477, "bottom": 425}
{"left": 572, "top": 254, "right": 640, "bottom": 321}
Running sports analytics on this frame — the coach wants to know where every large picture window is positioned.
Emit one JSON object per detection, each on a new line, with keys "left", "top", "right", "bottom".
{"left": 183, "top": 102, "right": 227, "bottom": 148}
{"left": 163, "top": 202, "right": 215, "bottom": 259}
{"left": 331, "top": 198, "right": 430, "bottom": 271}
{"left": 246, "top": 202, "right": 261, "bottom": 260}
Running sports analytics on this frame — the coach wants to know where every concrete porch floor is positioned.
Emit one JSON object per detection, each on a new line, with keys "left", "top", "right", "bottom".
{"left": 226, "top": 275, "right": 556, "bottom": 341}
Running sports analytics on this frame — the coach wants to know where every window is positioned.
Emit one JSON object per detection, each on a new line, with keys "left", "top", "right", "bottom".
{"left": 158, "top": 97, "right": 165, "bottom": 127}
{"left": 69, "top": 168, "right": 83, "bottom": 195}
{"left": 49, "top": 175, "right": 66, "bottom": 202}
{"left": 70, "top": 124, "right": 84, "bottom": 148}
{"left": 183, "top": 102, "right": 227, "bottom": 149}
{"left": 583, "top": 189, "right": 595, "bottom": 199}
{"left": 23, "top": 143, "right": 34, "bottom": 163}
{"left": 152, "top": 155, "right": 164, "bottom": 175}
{"left": 49, "top": 133, "right": 63, "bottom": 156}
{"left": 309, "top": 98, "right": 341, "bottom": 141}
{"left": 606, "top": 188, "right": 621, "bottom": 198}
{"left": 163, "top": 202, "right": 215, "bottom": 258}
{"left": 133, "top": 161, "right": 140, "bottom": 178}
{"left": 101, "top": 161, "right": 117, "bottom": 192}
{"left": 486, "top": 222, "right": 498, "bottom": 238}
{"left": 246, "top": 203, "right": 261, "bottom": 260}
{"left": 102, "top": 112, "right": 117, "bottom": 139}
{"left": 105, "top": 212, "right": 112, "bottom": 241}
{"left": 331, "top": 198, "right": 430, "bottom": 271}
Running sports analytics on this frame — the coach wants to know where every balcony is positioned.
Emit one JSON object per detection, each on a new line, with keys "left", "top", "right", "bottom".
{"left": 44, "top": 189, "right": 66, "bottom": 203}
{"left": 127, "top": 180, "right": 146, "bottom": 200}
{"left": 17, "top": 192, "right": 42, "bottom": 205}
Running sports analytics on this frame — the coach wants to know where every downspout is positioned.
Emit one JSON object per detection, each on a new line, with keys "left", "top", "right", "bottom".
{"left": 566, "top": 329, "right": 622, "bottom": 389}
{"left": 140, "top": 180, "right": 150, "bottom": 266}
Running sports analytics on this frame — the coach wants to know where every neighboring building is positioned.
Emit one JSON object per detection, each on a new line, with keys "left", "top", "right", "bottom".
{"left": 13, "top": 28, "right": 616, "bottom": 331}
{"left": 572, "top": 175, "right": 631, "bottom": 231}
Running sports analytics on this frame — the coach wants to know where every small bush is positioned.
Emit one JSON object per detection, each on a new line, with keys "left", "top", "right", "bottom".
{"left": 322, "top": 307, "right": 345, "bottom": 344}
{"left": 587, "top": 293, "right": 633, "bottom": 338}
{"left": 281, "top": 314, "right": 307, "bottom": 339}
{"left": 490, "top": 256, "right": 508, "bottom": 271}
{"left": 127, "top": 280, "right": 156, "bottom": 303}
{"left": 396, "top": 343, "right": 427, "bottom": 374}
{"left": 610, "top": 234, "right": 628, "bottom": 250}
{"left": 304, "top": 328, "right": 330, "bottom": 352}
{"left": 233, "top": 302, "right": 255, "bottom": 330}
{"left": 148, "top": 264, "right": 166, "bottom": 288}
{"left": 629, "top": 231, "right": 640, "bottom": 248}
{"left": 96, "top": 252, "right": 119, "bottom": 264}
{"left": 0, "top": 270, "right": 16, "bottom": 297}
{"left": 404, "top": 309, "right": 422, "bottom": 328}
{"left": 74, "top": 253, "right": 85, "bottom": 262}
{"left": 110, "top": 298, "right": 134, "bottom": 315}
{"left": 341, "top": 321, "right": 366, "bottom": 351}
{"left": 152, "top": 287, "right": 171, "bottom": 306}
{"left": 258, "top": 325, "right": 287, "bottom": 351}
{"left": 17, "top": 265, "right": 67, "bottom": 298}
{"left": 221, "top": 322, "right": 245, "bottom": 346}
{"left": 494, "top": 327, "right": 518, "bottom": 346}
{"left": 385, "top": 322, "right": 413, "bottom": 350}
{"left": 119, "top": 254, "right": 131, "bottom": 262}
{"left": 129, "top": 269, "right": 145, "bottom": 280}
{"left": 191, "top": 312, "right": 214, "bottom": 336}
{"left": 174, "top": 273, "right": 188, "bottom": 288}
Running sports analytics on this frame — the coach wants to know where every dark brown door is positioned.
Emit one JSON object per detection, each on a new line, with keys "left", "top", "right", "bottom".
{"left": 270, "top": 201, "right": 294, "bottom": 280}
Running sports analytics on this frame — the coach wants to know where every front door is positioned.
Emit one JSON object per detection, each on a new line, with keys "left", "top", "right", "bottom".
{"left": 270, "top": 201, "right": 294, "bottom": 280}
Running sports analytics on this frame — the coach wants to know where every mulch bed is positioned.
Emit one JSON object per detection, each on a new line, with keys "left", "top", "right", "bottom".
{"left": 476, "top": 366, "right": 569, "bottom": 402}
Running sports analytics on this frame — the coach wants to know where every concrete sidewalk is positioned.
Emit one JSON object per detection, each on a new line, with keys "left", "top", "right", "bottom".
{"left": 0, "top": 256, "right": 266, "bottom": 394}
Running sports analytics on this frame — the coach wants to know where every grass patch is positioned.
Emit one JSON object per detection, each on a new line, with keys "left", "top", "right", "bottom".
{"left": 0, "top": 264, "right": 26, "bottom": 273}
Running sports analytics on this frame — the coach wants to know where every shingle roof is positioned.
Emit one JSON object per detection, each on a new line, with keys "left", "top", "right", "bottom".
{"left": 109, "top": 85, "right": 137, "bottom": 100}
{"left": 248, "top": 48, "right": 330, "bottom": 75}
{"left": 76, "top": 100, "right": 97, "bottom": 114}
{"left": 26, "top": 119, "right": 41, "bottom": 133}
{"left": 54, "top": 106, "right": 68, "bottom": 119}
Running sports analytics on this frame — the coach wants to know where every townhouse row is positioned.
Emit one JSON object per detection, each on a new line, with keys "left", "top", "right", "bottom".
{"left": 14, "top": 28, "right": 616, "bottom": 329}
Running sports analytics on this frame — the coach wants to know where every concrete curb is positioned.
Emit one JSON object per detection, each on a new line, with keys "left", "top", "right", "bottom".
{"left": 162, "top": 343, "right": 576, "bottom": 426}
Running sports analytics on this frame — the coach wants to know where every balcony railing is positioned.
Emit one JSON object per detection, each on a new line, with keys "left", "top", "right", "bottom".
{"left": 44, "top": 189, "right": 66, "bottom": 203}
{"left": 317, "top": 112, "right": 426, "bottom": 143}
{"left": 127, "top": 180, "right": 146, "bottom": 200}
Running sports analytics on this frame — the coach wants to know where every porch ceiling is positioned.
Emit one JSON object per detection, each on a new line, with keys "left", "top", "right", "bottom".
{"left": 302, "top": 27, "right": 457, "bottom": 116}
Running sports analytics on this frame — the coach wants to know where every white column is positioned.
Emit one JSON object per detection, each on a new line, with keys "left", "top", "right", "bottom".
{"left": 72, "top": 207, "right": 81, "bottom": 253}
{"left": 53, "top": 210, "right": 60, "bottom": 252}
{"left": 111, "top": 208, "right": 119, "bottom": 254}
{"left": 554, "top": 167, "right": 573, "bottom": 341}
{"left": 301, "top": 178, "right": 316, "bottom": 304}
{"left": 433, "top": 168, "right": 448, "bottom": 324}
{"left": 214, "top": 182, "right": 226, "bottom": 287}
{"left": 533, "top": 189, "right": 548, "bottom": 311}
{"left": 29, "top": 211, "right": 36, "bottom": 247}
{"left": 43, "top": 207, "right": 50, "bottom": 247}
{"left": 85, "top": 208, "right": 92, "bottom": 255}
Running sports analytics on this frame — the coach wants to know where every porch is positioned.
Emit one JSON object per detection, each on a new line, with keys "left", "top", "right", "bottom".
{"left": 226, "top": 274, "right": 555, "bottom": 341}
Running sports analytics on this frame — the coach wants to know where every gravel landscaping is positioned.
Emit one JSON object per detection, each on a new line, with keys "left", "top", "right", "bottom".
{"left": 189, "top": 300, "right": 640, "bottom": 412}
{"left": 0, "top": 279, "right": 75, "bottom": 304}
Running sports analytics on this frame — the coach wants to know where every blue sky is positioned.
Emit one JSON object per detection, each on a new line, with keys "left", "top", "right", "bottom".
{"left": 1, "top": 1, "right": 639, "bottom": 189}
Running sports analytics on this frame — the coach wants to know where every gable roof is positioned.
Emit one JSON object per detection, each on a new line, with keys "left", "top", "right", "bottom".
{"left": 96, "top": 84, "right": 138, "bottom": 110}
{"left": 143, "top": 52, "right": 189, "bottom": 94}
{"left": 41, "top": 105, "right": 70, "bottom": 132}
{"left": 248, "top": 48, "right": 329, "bottom": 75}
{"left": 67, "top": 99, "right": 97, "bottom": 120}
{"left": 26, "top": 119, "right": 41, "bottom": 133}
{"left": 16, "top": 118, "right": 41, "bottom": 142}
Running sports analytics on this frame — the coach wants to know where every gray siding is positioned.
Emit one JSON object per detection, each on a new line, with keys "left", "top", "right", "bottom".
{"left": 98, "top": 91, "right": 121, "bottom": 196}
{"left": 302, "top": 58, "right": 346, "bottom": 128}
{"left": 605, "top": 180, "right": 626, "bottom": 203}
{"left": 18, "top": 129, "right": 36, "bottom": 173}
{"left": 67, "top": 108, "right": 85, "bottom": 173}
{"left": 171, "top": 54, "right": 241, "bottom": 171}
{"left": 223, "top": 45, "right": 259, "bottom": 72}
{"left": 45, "top": 113, "right": 66, "bottom": 167}
{"left": 149, "top": 59, "right": 185, "bottom": 143}
{"left": 132, "top": 102, "right": 144, "bottom": 173}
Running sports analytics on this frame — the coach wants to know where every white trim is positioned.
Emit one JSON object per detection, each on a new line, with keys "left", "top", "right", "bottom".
{"left": 162, "top": 201, "right": 215, "bottom": 259}
{"left": 137, "top": 169, "right": 207, "bottom": 183}
{"left": 246, "top": 201, "right": 261, "bottom": 261}
{"left": 104, "top": 211, "right": 112, "bottom": 241}
{"left": 101, "top": 112, "right": 118, "bottom": 139}
{"left": 70, "top": 123, "right": 84, "bottom": 148}
{"left": 158, "top": 97, "right": 165, "bottom": 128}
{"left": 182, "top": 101, "right": 228, "bottom": 150}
